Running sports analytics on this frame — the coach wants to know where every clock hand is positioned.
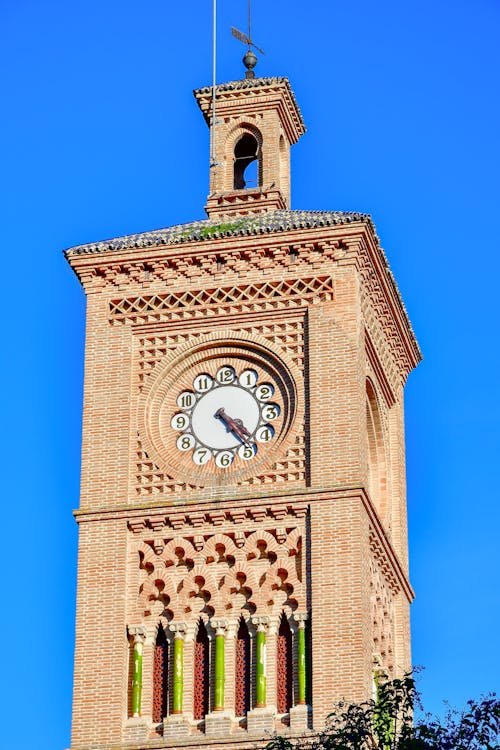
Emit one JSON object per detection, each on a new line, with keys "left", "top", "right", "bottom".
{"left": 214, "top": 408, "right": 252, "bottom": 442}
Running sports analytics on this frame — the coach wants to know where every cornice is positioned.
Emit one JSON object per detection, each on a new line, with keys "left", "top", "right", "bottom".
{"left": 193, "top": 76, "right": 306, "bottom": 142}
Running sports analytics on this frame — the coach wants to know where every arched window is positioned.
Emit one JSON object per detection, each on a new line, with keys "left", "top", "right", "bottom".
{"left": 233, "top": 133, "right": 260, "bottom": 189}
{"left": 235, "top": 618, "right": 251, "bottom": 717}
{"left": 276, "top": 614, "right": 293, "bottom": 713}
{"left": 152, "top": 626, "right": 168, "bottom": 723}
{"left": 193, "top": 620, "right": 210, "bottom": 721}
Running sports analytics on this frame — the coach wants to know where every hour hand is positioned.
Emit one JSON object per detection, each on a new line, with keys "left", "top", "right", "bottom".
{"left": 215, "top": 408, "right": 251, "bottom": 442}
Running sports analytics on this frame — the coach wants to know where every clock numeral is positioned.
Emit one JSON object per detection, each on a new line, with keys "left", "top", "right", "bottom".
{"left": 216, "top": 366, "right": 236, "bottom": 384}
{"left": 239, "top": 369, "right": 258, "bottom": 388}
{"left": 215, "top": 450, "right": 234, "bottom": 469}
{"left": 255, "top": 383, "right": 275, "bottom": 402}
{"left": 238, "top": 443, "right": 257, "bottom": 461}
{"left": 177, "top": 433, "right": 195, "bottom": 451}
{"left": 262, "top": 403, "right": 280, "bottom": 421}
{"left": 256, "top": 425, "right": 274, "bottom": 443}
{"left": 171, "top": 413, "right": 189, "bottom": 430}
{"left": 177, "top": 391, "right": 195, "bottom": 409}
{"left": 193, "top": 447, "right": 211, "bottom": 466}
{"left": 193, "top": 373, "right": 213, "bottom": 393}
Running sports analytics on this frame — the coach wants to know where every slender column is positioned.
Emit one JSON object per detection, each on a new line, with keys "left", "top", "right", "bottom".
{"left": 169, "top": 623, "right": 187, "bottom": 714}
{"left": 129, "top": 626, "right": 147, "bottom": 717}
{"left": 294, "top": 614, "right": 309, "bottom": 705}
{"left": 252, "top": 616, "right": 269, "bottom": 708}
{"left": 211, "top": 619, "right": 227, "bottom": 711}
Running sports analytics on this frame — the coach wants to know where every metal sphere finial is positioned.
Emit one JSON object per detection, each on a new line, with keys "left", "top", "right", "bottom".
{"left": 243, "top": 49, "right": 258, "bottom": 79}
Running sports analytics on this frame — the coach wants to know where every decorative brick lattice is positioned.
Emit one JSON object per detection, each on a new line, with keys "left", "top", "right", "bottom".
{"left": 135, "top": 438, "right": 200, "bottom": 496}
{"left": 235, "top": 619, "right": 251, "bottom": 717}
{"left": 277, "top": 616, "right": 293, "bottom": 713}
{"left": 152, "top": 629, "right": 168, "bottom": 724}
{"left": 133, "top": 317, "right": 306, "bottom": 494}
{"left": 110, "top": 275, "right": 333, "bottom": 325}
{"left": 136, "top": 317, "right": 305, "bottom": 394}
{"left": 193, "top": 622, "right": 210, "bottom": 721}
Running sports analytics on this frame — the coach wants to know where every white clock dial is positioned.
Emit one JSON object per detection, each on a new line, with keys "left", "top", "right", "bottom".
{"left": 170, "top": 364, "right": 281, "bottom": 470}
{"left": 191, "top": 386, "right": 259, "bottom": 450}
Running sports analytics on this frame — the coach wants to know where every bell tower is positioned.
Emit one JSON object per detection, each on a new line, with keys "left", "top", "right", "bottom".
{"left": 65, "top": 61, "right": 420, "bottom": 750}
{"left": 195, "top": 75, "right": 305, "bottom": 218}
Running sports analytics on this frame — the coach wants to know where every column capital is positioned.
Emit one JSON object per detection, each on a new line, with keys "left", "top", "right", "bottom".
{"left": 251, "top": 615, "right": 270, "bottom": 633}
{"left": 210, "top": 618, "right": 228, "bottom": 636}
{"left": 128, "top": 625, "right": 147, "bottom": 643}
{"left": 169, "top": 622, "right": 188, "bottom": 638}
{"left": 293, "top": 612, "right": 309, "bottom": 628}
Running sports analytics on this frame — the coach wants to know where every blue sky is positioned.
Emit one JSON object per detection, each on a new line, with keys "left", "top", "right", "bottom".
{"left": 1, "top": 1, "right": 499, "bottom": 748}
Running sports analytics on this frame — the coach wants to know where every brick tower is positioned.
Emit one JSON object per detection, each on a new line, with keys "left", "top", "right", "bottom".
{"left": 65, "top": 70, "right": 420, "bottom": 750}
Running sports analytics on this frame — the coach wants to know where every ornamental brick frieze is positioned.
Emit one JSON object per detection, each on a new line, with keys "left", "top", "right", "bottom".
{"left": 352, "top": 234, "right": 418, "bottom": 384}
{"left": 369, "top": 527, "right": 401, "bottom": 596}
{"left": 134, "top": 526, "right": 306, "bottom": 623}
{"left": 127, "top": 502, "right": 309, "bottom": 536}
{"left": 77, "top": 239, "right": 345, "bottom": 296}
{"left": 365, "top": 330, "right": 397, "bottom": 408}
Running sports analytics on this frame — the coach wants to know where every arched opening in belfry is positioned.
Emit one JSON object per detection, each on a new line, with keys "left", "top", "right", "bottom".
{"left": 233, "top": 133, "right": 260, "bottom": 189}
{"left": 152, "top": 626, "right": 168, "bottom": 723}
{"left": 193, "top": 619, "right": 210, "bottom": 721}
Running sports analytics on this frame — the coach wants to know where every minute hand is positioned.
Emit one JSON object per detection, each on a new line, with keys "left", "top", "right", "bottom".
{"left": 215, "top": 408, "right": 252, "bottom": 442}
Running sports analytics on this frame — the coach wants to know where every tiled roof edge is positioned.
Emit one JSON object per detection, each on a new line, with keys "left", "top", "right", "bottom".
{"left": 63, "top": 210, "right": 370, "bottom": 257}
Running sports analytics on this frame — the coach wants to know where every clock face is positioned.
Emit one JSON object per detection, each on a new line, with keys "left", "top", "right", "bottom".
{"left": 170, "top": 365, "right": 281, "bottom": 470}
{"left": 139, "top": 334, "right": 300, "bottom": 485}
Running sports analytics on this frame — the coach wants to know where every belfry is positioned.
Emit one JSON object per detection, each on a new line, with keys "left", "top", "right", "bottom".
{"left": 65, "top": 47, "right": 420, "bottom": 750}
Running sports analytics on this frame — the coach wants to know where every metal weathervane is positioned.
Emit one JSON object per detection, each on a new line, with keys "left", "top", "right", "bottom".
{"left": 231, "top": 0, "right": 265, "bottom": 78}
{"left": 210, "top": 1, "right": 265, "bottom": 171}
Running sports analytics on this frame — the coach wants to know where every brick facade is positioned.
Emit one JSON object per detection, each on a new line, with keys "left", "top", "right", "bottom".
{"left": 65, "top": 75, "right": 420, "bottom": 750}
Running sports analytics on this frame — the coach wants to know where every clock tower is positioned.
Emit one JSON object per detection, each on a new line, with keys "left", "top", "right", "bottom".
{"left": 65, "top": 69, "right": 420, "bottom": 750}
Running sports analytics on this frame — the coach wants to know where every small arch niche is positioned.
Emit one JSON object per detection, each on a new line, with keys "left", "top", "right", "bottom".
{"left": 233, "top": 133, "right": 260, "bottom": 190}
